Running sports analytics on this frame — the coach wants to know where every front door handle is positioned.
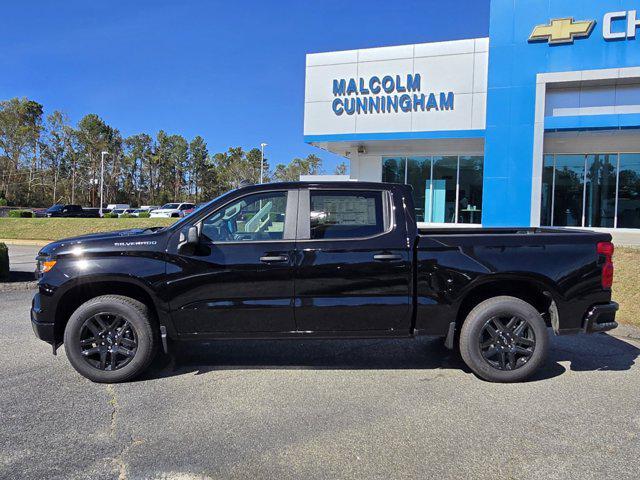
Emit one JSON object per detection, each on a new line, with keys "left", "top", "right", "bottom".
{"left": 260, "top": 255, "right": 289, "bottom": 263}
{"left": 373, "top": 254, "right": 403, "bottom": 262}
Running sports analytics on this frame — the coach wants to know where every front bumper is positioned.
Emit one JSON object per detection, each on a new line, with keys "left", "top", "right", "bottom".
{"left": 30, "top": 292, "right": 56, "bottom": 344}
{"left": 583, "top": 302, "right": 618, "bottom": 334}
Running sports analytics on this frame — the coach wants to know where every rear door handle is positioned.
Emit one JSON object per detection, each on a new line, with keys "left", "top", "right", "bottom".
{"left": 260, "top": 255, "right": 289, "bottom": 263}
{"left": 373, "top": 254, "right": 403, "bottom": 262}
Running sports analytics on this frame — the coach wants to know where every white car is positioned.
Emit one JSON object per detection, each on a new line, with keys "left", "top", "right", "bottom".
{"left": 131, "top": 206, "right": 160, "bottom": 217}
{"left": 149, "top": 203, "right": 195, "bottom": 218}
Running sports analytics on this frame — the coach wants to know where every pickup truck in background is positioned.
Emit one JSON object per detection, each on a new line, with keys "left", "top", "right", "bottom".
{"left": 30, "top": 182, "right": 618, "bottom": 383}
{"left": 36, "top": 204, "right": 101, "bottom": 218}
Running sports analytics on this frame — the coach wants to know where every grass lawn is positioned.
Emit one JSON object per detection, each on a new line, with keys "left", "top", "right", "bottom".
{"left": 613, "top": 247, "right": 640, "bottom": 327}
{"left": 0, "top": 217, "right": 177, "bottom": 241}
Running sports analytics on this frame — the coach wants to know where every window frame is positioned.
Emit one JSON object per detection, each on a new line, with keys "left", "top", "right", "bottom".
{"left": 296, "top": 188, "right": 394, "bottom": 242}
{"left": 196, "top": 189, "right": 298, "bottom": 244}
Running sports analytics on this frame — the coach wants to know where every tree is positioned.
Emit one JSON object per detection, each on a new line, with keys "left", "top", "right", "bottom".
{"left": 40, "top": 111, "right": 72, "bottom": 204}
{"left": 214, "top": 147, "right": 265, "bottom": 191}
{"left": 272, "top": 154, "right": 323, "bottom": 182}
{"left": 0, "top": 98, "right": 44, "bottom": 203}
{"left": 189, "top": 136, "right": 208, "bottom": 202}
{"left": 334, "top": 161, "right": 348, "bottom": 175}
{"left": 124, "top": 133, "right": 153, "bottom": 206}
{"left": 75, "top": 114, "right": 119, "bottom": 206}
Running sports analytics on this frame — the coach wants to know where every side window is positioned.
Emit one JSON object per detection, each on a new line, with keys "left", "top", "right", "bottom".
{"left": 309, "top": 190, "right": 386, "bottom": 240}
{"left": 201, "top": 191, "right": 288, "bottom": 242}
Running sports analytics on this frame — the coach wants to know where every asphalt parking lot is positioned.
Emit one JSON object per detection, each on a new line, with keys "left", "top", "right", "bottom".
{"left": 1, "top": 289, "right": 639, "bottom": 480}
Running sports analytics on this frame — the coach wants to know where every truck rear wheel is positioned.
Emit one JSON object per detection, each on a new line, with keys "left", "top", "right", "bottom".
{"left": 459, "top": 296, "right": 548, "bottom": 383}
{"left": 63, "top": 295, "right": 157, "bottom": 383}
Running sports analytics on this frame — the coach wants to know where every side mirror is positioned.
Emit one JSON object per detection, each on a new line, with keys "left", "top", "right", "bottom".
{"left": 178, "top": 225, "right": 199, "bottom": 253}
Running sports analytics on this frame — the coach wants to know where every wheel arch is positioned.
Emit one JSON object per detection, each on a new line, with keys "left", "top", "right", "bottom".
{"left": 53, "top": 277, "right": 164, "bottom": 344}
{"left": 455, "top": 274, "right": 560, "bottom": 331}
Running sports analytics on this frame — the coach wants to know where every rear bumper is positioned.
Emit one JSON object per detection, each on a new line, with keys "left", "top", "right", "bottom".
{"left": 582, "top": 302, "right": 618, "bottom": 334}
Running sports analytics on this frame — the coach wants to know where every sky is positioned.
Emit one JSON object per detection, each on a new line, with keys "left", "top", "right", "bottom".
{"left": 1, "top": 0, "right": 490, "bottom": 173}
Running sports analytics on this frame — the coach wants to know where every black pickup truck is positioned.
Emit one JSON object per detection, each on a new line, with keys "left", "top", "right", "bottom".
{"left": 30, "top": 182, "right": 618, "bottom": 383}
{"left": 36, "top": 204, "right": 101, "bottom": 218}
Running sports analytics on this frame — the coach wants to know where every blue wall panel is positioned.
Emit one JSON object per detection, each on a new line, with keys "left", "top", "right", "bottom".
{"left": 484, "top": 0, "right": 640, "bottom": 226}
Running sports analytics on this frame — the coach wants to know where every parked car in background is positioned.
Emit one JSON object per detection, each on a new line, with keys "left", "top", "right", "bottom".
{"left": 116, "top": 208, "right": 137, "bottom": 217}
{"left": 36, "top": 204, "right": 100, "bottom": 218}
{"left": 149, "top": 202, "right": 195, "bottom": 218}
{"left": 131, "top": 206, "right": 161, "bottom": 216}
{"left": 101, "top": 204, "right": 130, "bottom": 217}
{"left": 105, "top": 204, "right": 130, "bottom": 211}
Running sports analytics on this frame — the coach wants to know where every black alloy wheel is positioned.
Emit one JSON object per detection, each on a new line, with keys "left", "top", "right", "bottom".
{"left": 479, "top": 315, "right": 536, "bottom": 371}
{"left": 79, "top": 313, "right": 138, "bottom": 371}
{"left": 459, "top": 296, "right": 549, "bottom": 382}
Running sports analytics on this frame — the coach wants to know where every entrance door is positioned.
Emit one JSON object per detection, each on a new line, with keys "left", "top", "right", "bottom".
{"left": 167, "top": 189, "right": 298, "bottom": 334}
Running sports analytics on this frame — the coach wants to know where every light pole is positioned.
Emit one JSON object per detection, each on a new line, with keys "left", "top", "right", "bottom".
{"left": 260, "top": 143, "right": 267, "bottom": 184}
{"left": 99, "top": 151, "right": 108, "bottom": 217}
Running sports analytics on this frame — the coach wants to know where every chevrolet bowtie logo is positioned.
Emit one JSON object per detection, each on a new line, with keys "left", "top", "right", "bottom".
{"left": 529, "top": 17, "right": 595, "bottom": 44}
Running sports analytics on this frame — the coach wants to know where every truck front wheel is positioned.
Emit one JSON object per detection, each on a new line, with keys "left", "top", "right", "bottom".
{"left": 63, "top": 295, "right": 158, "bottom": 383}
{"left": 459, "top": 296, "right": 549, "bottom": 383}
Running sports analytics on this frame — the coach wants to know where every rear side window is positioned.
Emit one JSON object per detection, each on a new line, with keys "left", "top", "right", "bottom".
{"left": 309, "top": 190, "right": 386, "bottom": 239}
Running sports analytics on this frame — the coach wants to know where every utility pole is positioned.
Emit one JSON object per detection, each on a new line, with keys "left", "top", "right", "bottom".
{"left": 260, "top": 143, "right": 267, "bottom": 184}
{"left": 100, "top": 151, "right": 108, "bottom": 216}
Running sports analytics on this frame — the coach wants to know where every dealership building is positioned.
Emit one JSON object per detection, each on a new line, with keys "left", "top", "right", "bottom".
{"left": 304, "top": 0, "right": 640, "bottom": 231}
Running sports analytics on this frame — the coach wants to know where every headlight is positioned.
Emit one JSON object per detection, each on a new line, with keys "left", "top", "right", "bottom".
{"left": 36, "top": 257, "right": 57, "bottom": 275}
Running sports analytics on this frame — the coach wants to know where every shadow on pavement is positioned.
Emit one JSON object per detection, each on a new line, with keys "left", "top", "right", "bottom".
{"left": 140, "top": 331, "right": 639, "bottom": 383}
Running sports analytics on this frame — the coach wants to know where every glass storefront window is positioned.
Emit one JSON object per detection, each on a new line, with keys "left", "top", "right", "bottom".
{"left": 430, "top": 156, "right": 458, "bottom": 223}
{"left": 618, "top": 154, "right": 640, "bottom": 228}
{"left": 381, "top": 157, "right": 405, "bottom": 184}
{"left": 541, "top": 155, "right": 554, "bottom": 226}
{"left": 541, "top": 152, "right": 640, "bottom": 229}
{"left": 457, "top": 156, "right": 484, "bottom": 224}
{"left": 553, "top": 154, "right": 585, "bottom": 227}
{"left": 406, "top": 157, "right": 431, "bottom": 222}
{"left": 585, "top": 154, "right": 616, "bottom": 228}
{"left": 382, "top": 155, "right": 484, "bottom": 224}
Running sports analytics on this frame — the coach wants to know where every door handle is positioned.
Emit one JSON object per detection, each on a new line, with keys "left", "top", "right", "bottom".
{"left": 373, "top": 254, "right": 403, "bottom": 262}
{"left": 260, "top": 255, "right": 289, "bottom": 263}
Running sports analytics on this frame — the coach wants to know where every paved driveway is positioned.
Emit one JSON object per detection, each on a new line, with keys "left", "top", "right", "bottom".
{"left": 1, "top": 289, "right": 639, "bottom": 479}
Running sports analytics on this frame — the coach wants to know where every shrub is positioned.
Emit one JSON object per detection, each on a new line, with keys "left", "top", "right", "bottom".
{"left": 0, "top": 243, "right": 8, "bottom": 281}
{"left": 8, "top": 210, "right": 33, "bottom": 218}
{"left": 0, "top": 198, "right": 7, "bottom": 206}
{"left": 138, "top": 211, "right": 151, "bottom": 218}
{"left": 120, "top": 213, "right": 133, "bottom": 218}
{"left": 106, "top": 212, "right": 119, "bottom": 218}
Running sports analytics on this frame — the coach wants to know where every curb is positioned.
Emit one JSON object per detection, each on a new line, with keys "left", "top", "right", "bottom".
{"left": 0, "top": 239, "right": 49, "bottom": 246}
{"left": 0, "top": 281, "right": 38, "bottom": 292}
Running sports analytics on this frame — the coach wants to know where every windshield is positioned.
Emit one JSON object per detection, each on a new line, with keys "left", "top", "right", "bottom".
{"left": 161, "top": 203, "right": 180, "bottom": 209}
{"left": 47, "top": 205, "right": 64, "bottom": 212}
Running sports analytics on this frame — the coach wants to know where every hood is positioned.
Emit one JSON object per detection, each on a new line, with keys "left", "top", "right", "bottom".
{"left": 38, "top": 227, "right": 167, "bottom": 257}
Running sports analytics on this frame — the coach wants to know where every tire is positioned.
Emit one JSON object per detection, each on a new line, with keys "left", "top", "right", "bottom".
{"left": 63, "top": 295, "right": 158, "bottom": 383}
{"left": 459, "top": 296, "right": 548, "bottom": 383}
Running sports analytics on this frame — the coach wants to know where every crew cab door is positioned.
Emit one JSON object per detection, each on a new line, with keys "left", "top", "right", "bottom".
{"left": 293, "top": 187, "right": 412, "bottom": 333}
{"left": 165, "top": 189, "right": 298, "bottom": 334}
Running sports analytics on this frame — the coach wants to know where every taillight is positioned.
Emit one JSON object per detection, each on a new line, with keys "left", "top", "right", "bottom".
{"left": 597, "top": 241, "right": 614, "bottom": 289}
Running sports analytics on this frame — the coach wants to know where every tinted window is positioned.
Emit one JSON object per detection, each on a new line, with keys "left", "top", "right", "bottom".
{"left": 309, "top": 191, "right": 385, "bottom": 240}
{"left": 201, "top": 191, "right": 288, "bottom": 242}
